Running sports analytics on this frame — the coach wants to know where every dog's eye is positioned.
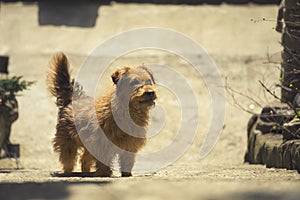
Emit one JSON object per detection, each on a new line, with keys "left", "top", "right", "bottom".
{"left": 130, "top": 79, "right": 140, "bottom": 86}
{"left": 146, "top": 79, "right": 153, "bottom": 85}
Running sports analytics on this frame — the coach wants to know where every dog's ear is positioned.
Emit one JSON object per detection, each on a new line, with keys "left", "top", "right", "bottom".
{"left": 111, "top": 67, "right": 131, "bottom": 85}
{"left": 139, "top": 66, "right": 155, "bottom": 84}
{"left": 111, "top": 70, "right": 120, "bottom": 84}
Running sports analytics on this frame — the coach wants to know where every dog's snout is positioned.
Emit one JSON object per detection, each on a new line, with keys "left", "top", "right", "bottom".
{"left": 145, "top": 90, "right": 155, "bottom": 97}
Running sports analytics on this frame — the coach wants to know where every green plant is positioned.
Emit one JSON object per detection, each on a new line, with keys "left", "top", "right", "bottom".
{"left": 0, "top": 76, "right": 34, "bottom": 102}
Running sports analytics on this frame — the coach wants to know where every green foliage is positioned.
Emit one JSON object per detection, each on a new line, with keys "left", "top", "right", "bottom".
{"left": 279, "top": 77, "right": 283, "bottom": 82}
{"left": 292, "top": 110, "right": 300, "bottom": 120}
{"left": 0, "top": 76, "right": 34, "bottom": 102}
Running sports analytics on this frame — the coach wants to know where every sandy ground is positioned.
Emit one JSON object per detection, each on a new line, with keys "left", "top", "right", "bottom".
{"left": 1, "top": 2, "right": 300, "bottom": 200}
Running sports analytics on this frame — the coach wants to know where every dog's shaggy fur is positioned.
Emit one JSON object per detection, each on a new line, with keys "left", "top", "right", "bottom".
{"left": 47, "top": 53, "right": 157, "bottom": 177}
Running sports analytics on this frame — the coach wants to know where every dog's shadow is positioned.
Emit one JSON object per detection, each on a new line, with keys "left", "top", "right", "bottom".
{"left": 51, "top": 172, "right": 96, "bottom": 178}
{"left": 51, "top": 171, "right": 156, "bottom": 178}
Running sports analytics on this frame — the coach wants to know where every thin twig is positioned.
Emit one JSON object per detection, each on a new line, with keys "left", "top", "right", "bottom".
{"left": 259, "top": 80, "right": 281, "bottom": 101}
{"left": 259, "top": 80, "right": 297, "bottom": 115}
{"left": 226, "top": 79, "right": 263, "bottom": 108}
{"left": 225, "top": 78, "right": 259, "bottom": 115}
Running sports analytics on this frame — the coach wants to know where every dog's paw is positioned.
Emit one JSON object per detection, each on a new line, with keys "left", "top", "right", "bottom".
{"left": 121, "top": 172, "right": 132, "bottom": 177}
{"left": 94, "top": 169, "right": 112, "bottom": 177}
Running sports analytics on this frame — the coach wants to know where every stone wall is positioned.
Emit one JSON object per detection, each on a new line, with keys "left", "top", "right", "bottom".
{"left": 245, "top": 104, "right": 300, "bottom": 173}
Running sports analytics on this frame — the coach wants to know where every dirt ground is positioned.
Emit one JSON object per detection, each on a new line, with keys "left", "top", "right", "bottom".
{"left": 1, "top": 1, "right": 300, "bottom": 200}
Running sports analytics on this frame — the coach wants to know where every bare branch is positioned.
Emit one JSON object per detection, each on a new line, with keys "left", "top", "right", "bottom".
{"left": 258, "top": 80, "right": 281, "bottom": 101}
{"left": 224, "top": 77, "right": 260, "bottom": 115}
{"left": 259, "top": 80, "right": 297, "bottom": 115}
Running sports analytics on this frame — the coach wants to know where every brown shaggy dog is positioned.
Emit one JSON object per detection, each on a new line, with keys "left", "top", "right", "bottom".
{"left": 47, "top": 53, "right": 157, "bottom": 177}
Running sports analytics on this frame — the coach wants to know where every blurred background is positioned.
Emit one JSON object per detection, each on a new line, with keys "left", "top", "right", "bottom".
{"left": 2, "top": 1, "right": 299, "bottom": 200}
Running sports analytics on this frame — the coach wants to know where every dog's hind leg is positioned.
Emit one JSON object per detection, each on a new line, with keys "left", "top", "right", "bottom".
{"left": 53, "top": 135, "right": 78, "bottom": 173}
{"left": 80, "top": 148, "right": 94, "bottom": 172}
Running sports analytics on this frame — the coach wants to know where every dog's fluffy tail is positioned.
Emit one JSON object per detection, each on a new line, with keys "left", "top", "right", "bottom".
{"left": 47, "top": 53, "right": 72, "bottom": 107}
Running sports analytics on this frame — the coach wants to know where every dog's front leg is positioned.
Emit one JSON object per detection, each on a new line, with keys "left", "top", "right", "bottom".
{"left": 119, "top": 152, "right": 136, "bottom": 177}
{"left": 94, "top": 160, "right": 113, "bottom": 177}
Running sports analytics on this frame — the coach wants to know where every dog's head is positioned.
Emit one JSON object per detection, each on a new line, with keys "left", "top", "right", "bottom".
{"left": 111, "top": 66, "right": 157, "bottom": 109}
